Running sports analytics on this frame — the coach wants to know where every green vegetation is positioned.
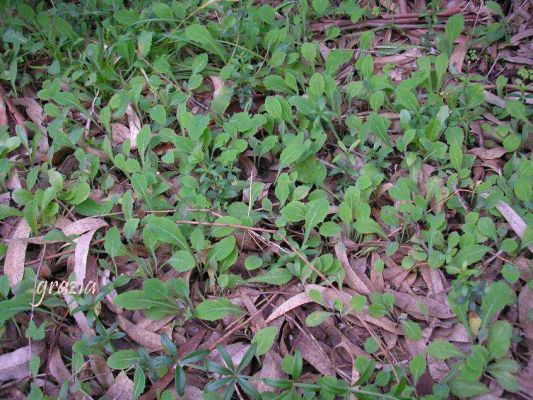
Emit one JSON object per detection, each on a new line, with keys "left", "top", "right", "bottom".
{"left": 0, "top": 0, "right": 531, "bottom": 399}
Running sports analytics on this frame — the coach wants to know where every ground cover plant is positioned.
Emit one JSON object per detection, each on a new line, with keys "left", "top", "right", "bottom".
{"left": 0, "top": 0, "right": 532, "bottom": 398}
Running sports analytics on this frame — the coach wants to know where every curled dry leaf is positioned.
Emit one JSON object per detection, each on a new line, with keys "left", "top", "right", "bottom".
{"left": 334, "top": 242, "right": 371, "bottom": 295}
{"left": 4, "top": 218, "right": 31, "bottom": 287}
{"left": 63, "top": 218, "right": 107, "bottom": 285}
{"left": 265, "top": 292, "right": 311, "bottom": 323}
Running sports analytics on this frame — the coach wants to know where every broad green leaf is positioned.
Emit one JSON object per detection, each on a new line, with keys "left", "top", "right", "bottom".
{"left": 281, "top": 201, "right": 306, "bottom": 222}
{"left": 168, "top": 250, "right": 196, "bottom": 272}
{"left": 480, "top": 282, "right": 516, "bottom": 329}
{"left": 305, "top": 198, "right": 330, "bottom": 231}
{"left": 427, "top": 340, "right": 464, "bottom": 360}
{"left": 247, "top": 268, "right": 292, "bottom": 285}
{"left": 138, "top": 31, "right": 153, "bottom": 57}
{"left": 305, "top": 311, "right": 331, "bottom": 327}
{"left": 445, "top": 14, "right": 464, "bottom": 42}
{"left": 104, "top": 226, "right": 126, "bottom": 257}
{"left": 409, "top": 354, "right": 426, "bottom": 384}
{"left": 209, "top": 236, "right": 236, "bottom": 261}
{"left": 150, "top": 105, "right": 166, "bottom": 125}
{"left": 252, "top": 326, "right": 278, "bottom": 356}
{"left": 185, "top": 24, "right": 227, "bottom": 60}
{"left": 107, "top": 350, "right": 140, "bottom": 369}
{"left": 144, "top": 216, "right": 190, "bottom": 251}
{"left": 194, "top": 298, "right": 244, "bottom": 321}
{"left": 449, "top": 379, "right": 489, "bottom": 398}
{"left": 354, "top": 218, "right": 386, "bottom": 238}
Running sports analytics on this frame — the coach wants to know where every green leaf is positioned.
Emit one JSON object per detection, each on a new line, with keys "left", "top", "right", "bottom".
{"left": 247, "top": 268, "right": 292, "bottom": 285}
{"left": 168, "top": 250, "right": 196, "bottom": 272}
{"left": 354, "top": 218, "right": 386, "bottom": 238}
{"left": 244, "top": 255, "right": 263, "bottom": 270}
{"left": 325, "top": 49, "right": 353, "bottom": 75}
{"left": 185, "top": 24, "right": 226, "bottom": 60}
{"left": 138, "top": 31, "right": 153, "bottom": 57}
{"left": 480, "top": 282, "right": 516, "bottom": 330}
{"left": 175, "top": 365, "right": 186, "bottom": 396}
{"left": 144, "top": 216, "right": 190, "bottom": 251}
{"left": 211, "top": 216, "right": 242, "bottom": 238}
{"left": 281, "top": 201, "right": 306, "bottom": 222}
{"left": 150, "top": 105, "right": 166, "bottom": 125}
{"left": 252, "top": 326, "right": 278, "bottom": 356}
{"left": 449, "top": 379, "right": 489, "bottom": 398}
{"left": 395, "top": 87, "right": 419, "bottom": 112}
{"left": 104, "top": 226, "right": 126, "bottom": 257}
{"left": 409, "top": 354, "right": 426, "bottom": 384}
{"left": 427, "top": 340, "right": 464, "bottom": 360}
{"left": 312, "top": 0, "right": 329, "bottom": 15}
{"left": 107, "top": 350, "right": 140, "bottom": 369}
{"left": 264, "top": 96, "right": 283, "bottom": 121}
{"left": 113, "top": 290, "right": 178, "bottom": 312}
{"left": 194, "top": 298, "right": 244, "bottom": 321}
{"left": 308, "top": 73, "right": 325, "bottom": 97}
{"left": 445, "top": 14, "right": 464, "bottom": 42}
{"left": 133, "top": 366, "right": 146, "bottom": 399}
{"left": 451, "top": 244, "right": 490, "bottom": 269}
{"left": 305, "top": 311, "right": 331, "bottom": 327}
{"left": 209, "top": 236, "right": 236, "bottom": 262}
{"left": 305, "top": 198, "right": 330, "bottom": 231}
{"left": 402, "top": 320, "right": 422, "bottom": 341}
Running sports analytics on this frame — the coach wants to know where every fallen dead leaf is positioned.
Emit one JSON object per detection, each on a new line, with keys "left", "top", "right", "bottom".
{"left": 118, "top": 315, "right": 163, "bottom": 352}
{"left": 4, "top": 218, "right": 31, "bottom": 287}
{"left": 104, "top": 371, "right": 134, "bottom": 400}
{"left": 0, "top": 342, "right": 44, "bottom": 383}
{"left": 469, "top": 146, "right": 507, "bottom": 160}
{"left": 481, "top": 193, "right": 533, "bottom": 252}
{"left": 126, "top": 104, "right": 141, "bottom": 149}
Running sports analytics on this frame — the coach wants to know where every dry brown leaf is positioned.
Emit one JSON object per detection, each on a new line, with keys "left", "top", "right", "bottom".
{"left": 4, "top": 218, "right": 31, "bottom": 287}
{"left": 334, "top": 242, "right": 371, "bottom": 295}
{"left": 265, "top": 292, "right": 311, "bottom": 323}
{"left": 255, "top": 351, "right": 284, "bottom": 393}
{"left": 118, "top": 315, "right": 163, "bottom": 352}
{"left": 12, "top": 97, "right": 46, "bottom": 132}
{"left": 519, "top": 286, "right": 533, "bottom": 346}
{"left": 126, "top": 104, "right": 141, "bottom": 149}
{"left": 210, "top": 76, "right": 224, "bottom": 98}
{"left": 104, "top": 371, "right": 134, "bottom": 400}
{"left": 0, "top": 342, "right": 44, "bottom": 383}
{"left": 62, "top": 218, "right": 107, "bottom": 285}
{"left": 391, "top": 290, "right": 453, "bottom": 319}
{"left": 111, "top": 123, "right": 131, "bottom": 145}
{"left": 450, "top": 41, "right": 468, "bottom": 73}
{"left": 293, "top": 333, "right": 334, "bottom": 376}
{"left": 48, "top": 347, "right": 71, "bottom": 384}
{"left": 481, "top": 193, "right": 533, "bottom": 252}
{"left": 0, "top": 95, "right": 7, "bottom": 126}
{"left": 469, "top": 146, "right": 507, "bottom": 160}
